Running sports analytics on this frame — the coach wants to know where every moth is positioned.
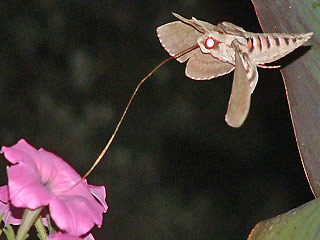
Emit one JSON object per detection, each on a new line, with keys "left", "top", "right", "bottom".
{"left": 157, "top": 13, "right": 313, "bottom": 128}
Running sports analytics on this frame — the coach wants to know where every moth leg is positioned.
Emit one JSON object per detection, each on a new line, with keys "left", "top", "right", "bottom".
{"left": 257, "top": 64, "right": 281, "bottom": 69}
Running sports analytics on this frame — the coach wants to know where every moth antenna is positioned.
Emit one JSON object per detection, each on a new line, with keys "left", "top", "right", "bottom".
{"left": 172, "top": 13, "right": 205, "bottom": 33}
{"left": 172, "top": 12, "right": 191, "bottom": 24}
{"left": 191, "top": 17, "right": 211, "bottom": 34}
{"left": 82, "top": 56, "right": 173, "bottom": 180}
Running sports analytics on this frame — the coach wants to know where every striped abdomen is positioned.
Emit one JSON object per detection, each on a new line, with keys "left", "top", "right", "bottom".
{"left": 246, "top": 32, "right": 313, "bottom": 64}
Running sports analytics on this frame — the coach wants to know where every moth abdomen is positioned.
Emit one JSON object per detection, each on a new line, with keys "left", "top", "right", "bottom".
{"left": 247, "top": 34, "right": 284, "bottom": 52}
{"left": 273, "top": 36, "right": 281, "bottom": 46}
{"left": 247, "top": 33, "right": 310, "bottom": 53}
{"left": 247, "top": 35, "right": 271, "bottom": 52}
{"left": 246, "top": 32, "right": 313, "bottom": 64}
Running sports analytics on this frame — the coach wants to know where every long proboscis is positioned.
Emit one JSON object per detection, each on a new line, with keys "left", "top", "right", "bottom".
{"left": 82, "top": 44, "right": 198, "bottom": 180}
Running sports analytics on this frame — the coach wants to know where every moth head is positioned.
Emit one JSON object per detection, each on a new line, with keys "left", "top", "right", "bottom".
{"left": 190, "top": 17, "right": 225, "bottom": 53}
{"left": 197, "top": 32, "right": 222, "bottom": 54}
{"left": 205, "top": 36, "right": 215, "bottom": 49}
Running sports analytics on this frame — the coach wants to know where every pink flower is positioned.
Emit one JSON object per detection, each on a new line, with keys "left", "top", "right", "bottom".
{"left": 47, "top": 232, "right": 95, "bottom": 240}
{"left": 0, "top": 185, "right": 23, "bottom": 225}
{"left": 1, "top": 139, "right": 108, "bottom": 236}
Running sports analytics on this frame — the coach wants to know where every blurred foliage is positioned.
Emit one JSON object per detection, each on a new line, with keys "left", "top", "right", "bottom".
{"left": 312, "top": 2, "right": 320, "bottom": 9}
{"left": 251, "top": 0, "right": 320, "bottom": 196}
{"left": 0, "top": 1, "right": 315, "bottom": 239}
{"left": 249, "top": 198, "right": 320, "bottom": 240}
{"left": 249, "top": 0, "right": 319, "bottom": 238}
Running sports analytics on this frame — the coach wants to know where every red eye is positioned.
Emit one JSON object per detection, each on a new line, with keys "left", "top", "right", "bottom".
{"left": 205, "top": 37, "right": 215, "bottom": 49}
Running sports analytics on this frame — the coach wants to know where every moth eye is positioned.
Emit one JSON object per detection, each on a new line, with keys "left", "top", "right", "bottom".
{"left": 205, "top": 37, "right": 216, "bottom": 49}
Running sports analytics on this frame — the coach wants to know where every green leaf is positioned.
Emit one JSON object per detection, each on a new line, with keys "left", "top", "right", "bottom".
{"left": 312, "top": 1, "right": 320, "bottom": 9}
{"left": 3, "top": 224, "right": 15, "bottom": 240}
{"left": 248, "top": 198, "right": 320, "bottom": 239}
{"left": 0, "top": 212, "right": 4, "bottom": 224}
{"left": 34, "top": 216, "right": 47, "bottom": 240}
{"left": 46, "top": 214, "right": 56, "bottom": 234}
{"left": 251, "top": 0, "right": 320, "bottom": 197}
{"left": 16, "top": 207, "right": 42, "bottom": 240}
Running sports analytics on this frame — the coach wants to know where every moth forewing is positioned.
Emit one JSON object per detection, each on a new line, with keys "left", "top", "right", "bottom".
{"left": 225, "top": 46, "right": 252, "bottom": 128}
{"left": 157, "top": 21, "right": 201, "bottom": 63}
{"left": 157, "top": 15, "right": 235, "bottom": 81}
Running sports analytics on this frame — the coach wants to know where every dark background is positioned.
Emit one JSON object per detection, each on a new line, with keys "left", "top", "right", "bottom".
{"left": 0, "top": 1, "right": 314, "bottom": 239}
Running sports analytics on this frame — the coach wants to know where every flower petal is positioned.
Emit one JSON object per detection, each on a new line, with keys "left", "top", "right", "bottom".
{"left": 47, "top": 232, "right": 82, "bottom": 240}
{"left": 88, "top": 184, "right": 108, "bottom": 212}
{"left": 49, "top": 192, "right": 105, "bottom": 236}
{"left": 1, "top": 140, "right": 42, "bottom": 166}
{"left": 2, "top": 140, "right": 107, "bottom": 236}
{"left": 47, "top": 232, "right": 95, "bottom": 240}
{"left": 0, "top": 185, "right": 23, "bottom": 225}
{"left": 0, "top": 185, "right": 9, "bottom": 202}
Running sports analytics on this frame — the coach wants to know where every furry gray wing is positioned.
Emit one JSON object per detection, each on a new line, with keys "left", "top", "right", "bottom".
{"left": 225, "top": 46, "right": 252, "bottom": 128}
{"left": 157, "top": 21, "right": 202, "bottom": 63}
{"left": 186, "top": 48, "right": 234, "bottom": 80}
